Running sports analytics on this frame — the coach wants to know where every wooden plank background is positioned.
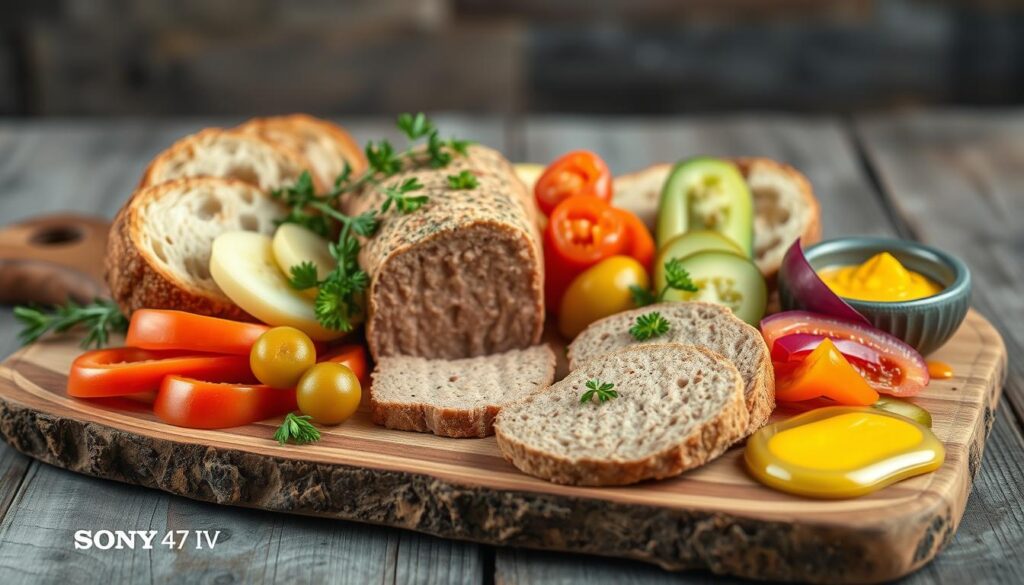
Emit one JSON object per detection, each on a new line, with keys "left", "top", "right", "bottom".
{"left": 0, "top": 113, "right": 1021, "bottom": 583}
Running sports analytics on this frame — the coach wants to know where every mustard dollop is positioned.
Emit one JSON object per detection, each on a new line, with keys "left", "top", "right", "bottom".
{"left": 818, "top": 252, "right": 941, "bottom": 302}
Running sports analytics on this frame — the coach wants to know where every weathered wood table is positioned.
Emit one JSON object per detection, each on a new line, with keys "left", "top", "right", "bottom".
{"left": 0, "top": 113, "right": 1021, "bottom": 584}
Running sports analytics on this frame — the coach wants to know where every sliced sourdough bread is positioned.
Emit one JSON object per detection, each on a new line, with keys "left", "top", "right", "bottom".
{"left": 567, "top": 302, "right": 774, "bottom": 435}
{"left": 611, "top": 158, "right": 821, "bottom": 281}
{"left": 106, "top": 177, "right": 284, "bottom": 320}
{"left": 138, "top": 128, "right": 310, "bottom": 192}
{"left": 343, "top": 144, "right": 545, "bottom": 360}
{"left": 494, "top": 343, "right": 748, "bottom": 486}
{"left": 371, "top": 345, "right": 557, "bottom": 438}
{"left": 235, "top": 114, "right": 367, "bottom": 192}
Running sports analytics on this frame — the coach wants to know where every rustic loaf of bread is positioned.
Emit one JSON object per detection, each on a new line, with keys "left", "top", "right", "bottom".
{"left": 106, "top": 177, "right": 284, "bottom": 320}
{"left": 371, "top": 345, "right": 557, "bottom": 438}
{"left": 611, "top": 157, "right": 821, "bottom": 281}
{"left": 567, "top": 302, "right": 774, "bottom": 435}
{"left": 235, "top": 114, "right": 367, "bottom": 192}
{"left": 494, "top": 343, "right": 748, "bottom": 486}
{"left": 138, "top": 128, "right": 310, "bottom": 192}
{"left": 343, "top": 144, "right": 545, "bottom": 360}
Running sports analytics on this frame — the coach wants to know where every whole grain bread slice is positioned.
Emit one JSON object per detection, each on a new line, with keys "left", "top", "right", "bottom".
{"left": 138, "top": 128, "right": 310, "bottom": 192}
{"left": 494, "top": 343, "right": 748, "bottom": 486}
{"left": 106, "top": 177, "right": 284, "bottom": 320}
{"left": 567, "top": 302, "right": 774, "bottom": 435}
{"left": 235, "top": 114, "right": 367, "bottom": 192}
{"left": 371, "top": 345, "right": 557, "bottom": 438}
{"left": 611, "top": 158, "right": 821, "bottom": 282}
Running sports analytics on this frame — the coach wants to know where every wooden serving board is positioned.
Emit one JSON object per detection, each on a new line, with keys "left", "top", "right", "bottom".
{"left": 0, "top": 310, "right": 1006, "bottom": 583}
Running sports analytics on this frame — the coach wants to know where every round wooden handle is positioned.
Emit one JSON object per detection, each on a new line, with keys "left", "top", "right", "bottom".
{"left": 0, "top": 214, "right": 111, "bottom": 306}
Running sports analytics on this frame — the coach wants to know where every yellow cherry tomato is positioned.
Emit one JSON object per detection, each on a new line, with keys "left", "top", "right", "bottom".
{"left": 249, "top": 327, "right": 317, "bottom": 389}
{"left": 558, "top": 255, "right": 649, "bottom": 339}
{"left": 296, "top": 362, "right": 361, "bottom": 425}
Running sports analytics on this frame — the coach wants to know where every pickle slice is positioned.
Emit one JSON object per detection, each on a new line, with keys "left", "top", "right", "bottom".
{"left": 659, "top": 250, "right": 766, "bottom": 325}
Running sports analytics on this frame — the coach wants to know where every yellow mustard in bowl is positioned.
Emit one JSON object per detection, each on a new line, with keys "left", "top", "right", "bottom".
{"left": 817, "top": 252, "right": 942, "bottom": 302}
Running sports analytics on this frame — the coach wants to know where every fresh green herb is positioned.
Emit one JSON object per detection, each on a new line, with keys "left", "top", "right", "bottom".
{"left": 276, "top": 112, "right": 472, "bottom": 332}
{"left": 274, "top": 412, "right": 322, "bottom": 445}
{"left": 631, "top": 257, "right": 700, "bottom": 307}
{"left": 629, "top": 311, "right": 671, "bottom": 341}
{"left": 447, "top": 170, "right": 479, "bottom": 190}
{"left": 14, "top": 298, "right": 128, "bottom": 349}
{"left": 580, "top": 379, "right": 618, "bottom": 404}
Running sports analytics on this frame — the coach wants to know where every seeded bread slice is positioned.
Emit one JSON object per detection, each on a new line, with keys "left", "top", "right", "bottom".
{"left": 138, "top": 128, "right": 310, "bottom": 192}
{"left": 567, "top": 302, "right": 774, "bottom": 435}
{"left": 611, "top": 158, "right": 821, "bottom": 281}
{"left": 494, "top": 344, "right": 748, "bottom": 486}
{"left": 235, "top": 114, "right": 367, "bottom": 192}
{"left": 106, "top": 177, "right": 285, "bottom": 320}
{"left": 371, "top": 345, "right": 557, "bottom": 438}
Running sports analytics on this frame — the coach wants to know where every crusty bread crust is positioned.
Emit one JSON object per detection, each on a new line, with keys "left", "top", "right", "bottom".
{"left": 105, "top": 178, "right": 264, "bottom": 321}
{"left": 494, "top": 344, "right": 748, "bottom": 486}
{"left": 567, "top": 301, "right": 775, "bottom": 435}
{"left": 137, "top": 128, "right": 311, "bottom": 191}
{"left": 370, "top": 346, "right": 557, "bottom": 438}
{"left": 236, "top": 114, "right": 367, "bottom": 192}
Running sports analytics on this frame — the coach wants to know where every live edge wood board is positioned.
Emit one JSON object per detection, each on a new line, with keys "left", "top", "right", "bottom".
{"left": 0, "top": 311, "right": 1006, "bottom": 584}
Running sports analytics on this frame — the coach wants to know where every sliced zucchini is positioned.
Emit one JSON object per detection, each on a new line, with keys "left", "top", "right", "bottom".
{"left": 656, "top": 157, "right": 754, "bottom": 255}
{"left": 661, "top": 250, "right": 766, "bottom": 325}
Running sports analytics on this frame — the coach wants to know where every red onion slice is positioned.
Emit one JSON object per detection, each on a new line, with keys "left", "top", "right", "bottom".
{"left": 779, "top": 240, "right": 870, "bottom": 325}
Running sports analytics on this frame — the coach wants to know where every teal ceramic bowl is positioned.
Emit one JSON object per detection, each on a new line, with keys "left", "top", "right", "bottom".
{"left": 778, "top": 237, "right": 971, "bottom": 355}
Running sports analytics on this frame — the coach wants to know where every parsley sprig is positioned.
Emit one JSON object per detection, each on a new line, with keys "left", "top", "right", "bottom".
{"left": 14, "top": 299, "right": 128, "bottom": 349}
{"left": 274, "top": 112, "right": 473, "bottom": 332}
{"left": 274, "top": 412, "right": 322, "bottom": 445}
{"left": 447, "top": 170, "right": 479, "bottom": 190}
{"left": 629, "top": 311, "right": 671, "bottom": 341}
{"left": 630, "top": 257, "right": 699, "bottom": 307}
{"left": 580, "top": 379, "right": 618, "bottom": 404}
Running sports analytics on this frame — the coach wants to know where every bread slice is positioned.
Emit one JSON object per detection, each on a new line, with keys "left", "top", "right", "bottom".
{"left": 567, "top": 302, "right": 774, "bottom": 435}
{"left": 611, "top": 158, "right": 821, "bottom": 281}
{"left": 106, "top": 177, "right": 285, "bottom": 320}
{"left": 371, "top": 345, "right": 557, "bottom": 438}
{"left": 235, "top": 114, "right": 367, "bottom": 193}
{"left": 494, "top": 344, "right": 748, "bottom": 486}
{"left": 138, "top": 128, "right": 310, "bottom": 192}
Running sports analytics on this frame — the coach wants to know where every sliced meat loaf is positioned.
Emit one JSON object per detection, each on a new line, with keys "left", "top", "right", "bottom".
{"left": 371, "top": 345, "right": 556, "bottom": 438}
{"left": 567, "top": 302, "right": 775, "bottom": 435}
{"left": 343, "top": 144, "right": 544, "bottom": 360}
{"left": 494, "top": 343, "right": 748, "bottom": 486}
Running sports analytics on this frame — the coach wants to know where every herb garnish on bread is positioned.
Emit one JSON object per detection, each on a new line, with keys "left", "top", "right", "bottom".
{"left": 568, "top": 301, "right": 775, "bottom": 435}
{"left": 495, "top": 344, "right": 748, "bottom": 486}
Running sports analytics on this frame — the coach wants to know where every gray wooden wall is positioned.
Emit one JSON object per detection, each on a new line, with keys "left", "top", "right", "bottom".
{"left": 2, "top": 0, "right": 1023, "bottom": 117}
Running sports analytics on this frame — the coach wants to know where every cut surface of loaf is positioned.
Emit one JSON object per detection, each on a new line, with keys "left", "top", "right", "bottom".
{"left": 344, "top": 144, "right": 544, "bottom": 360}
{"left": 139, "top": 128, "right": 310, "bottom": 192}
{"left": 236, "top": 114, "right": 366, "bottom": 192}
{"left": 106, "top": 177, "right": 284, "bottom": 320}
{"left": 371, "top": 345, "right": 557, "bottom": 438}
{"left": 611, "top": 158, "right": 820, "bottom": 279}
{"left": 495, "top": 344, "right": 748, "bottom": 486}
{"left": 567, "top": 302, "right": 774, "bottom": 435}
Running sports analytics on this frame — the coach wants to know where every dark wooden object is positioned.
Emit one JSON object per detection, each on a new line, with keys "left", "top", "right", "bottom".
{"left": 0, "top": 115, "right": 1020, "bottom": 584}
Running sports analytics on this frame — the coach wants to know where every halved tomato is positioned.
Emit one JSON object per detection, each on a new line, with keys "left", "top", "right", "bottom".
{"left": 760, "top": 311, "right": 929, "bottom": 397}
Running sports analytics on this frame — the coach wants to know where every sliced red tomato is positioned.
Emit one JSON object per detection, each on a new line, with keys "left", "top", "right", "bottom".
{"left": 544, "top": 195, "right": 628, "bottom": 310}
{"left": 761, "top": 311, "right": 929, "bottom": 397}
{"left": 154, "top": 376, "right": 297, "bottom": 429}
{"left": 319, "top": 344, "right": 369, "bottom": 385}
{"left": 68, "top": 348, "right": 255, "bottom": 398}
{"left": 612, "top": 208, "right": 655, "bottom": 272}
{"left": 126, "top": 309, "right": 269, "bottom": 355}
{"left": 534, "top": 150, "right": 612, "bottom": 216}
